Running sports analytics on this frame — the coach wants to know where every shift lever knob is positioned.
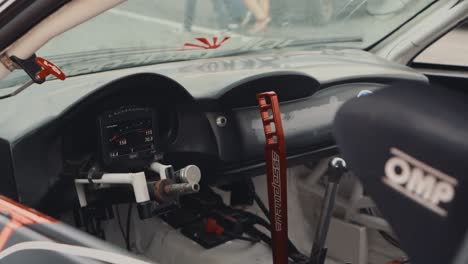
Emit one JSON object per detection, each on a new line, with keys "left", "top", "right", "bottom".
{"left": 328, "top": 157, "right": 347, "bottom": 183}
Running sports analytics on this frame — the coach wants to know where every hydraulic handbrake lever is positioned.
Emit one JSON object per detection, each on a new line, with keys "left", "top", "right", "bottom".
{"left": 257, "top": 92, "right": 289, "bottom": 264}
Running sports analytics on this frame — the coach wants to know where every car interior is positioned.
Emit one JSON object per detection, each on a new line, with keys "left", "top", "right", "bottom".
{"left": 0, "top": 1, "right": 467, "bottom": 264}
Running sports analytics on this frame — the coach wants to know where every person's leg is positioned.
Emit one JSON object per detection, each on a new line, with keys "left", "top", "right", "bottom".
{"left": 211, "top": 0, "right": 229, "bottom": 29}
{"left": 258, "top": 0, "right": 270, "bottom": 18}
{"left": 225, "top": 0, "right": 246, "bottom": 24}
{"left": 243, "top": 0, "right": 267, "bottom": 21}
{"left": 184, "top": 0, "right": 197, "bottom": 31}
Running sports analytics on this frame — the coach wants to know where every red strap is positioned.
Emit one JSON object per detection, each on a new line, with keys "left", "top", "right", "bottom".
{"left": 256, "top": 92, "right": 288, "bottom": 264}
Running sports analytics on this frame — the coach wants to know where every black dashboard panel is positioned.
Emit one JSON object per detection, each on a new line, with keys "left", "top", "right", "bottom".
{"left": 0, "top": 49, "right": 428, "bottom": 208}
{"left": 209, "top": 82, "right": 388, "bottom": 180}
{"left": 0, "top": 138, "right": 16, "bottom": 200}
{"left": 217, "top": 72, "right": 320, "bottom": 108}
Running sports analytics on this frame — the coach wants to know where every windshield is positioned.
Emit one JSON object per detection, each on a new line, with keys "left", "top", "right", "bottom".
{"left": 0, "top": 0, "right": 437, "bottom": 89}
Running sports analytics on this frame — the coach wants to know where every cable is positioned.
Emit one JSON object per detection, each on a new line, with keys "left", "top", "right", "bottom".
{"left": 115, "top": 205, "right": 127, "bottom": 246}
{"left": 244, "top": 223, "right": 308, "bottom": 263}
{"left": 378, "top": 230, "right": 401, "bottom": 249}
{"left": 115, "top": 204, "right": 132, "bottom": 251}
{"left": 0, "top": 84, "right": 29, "bottom": 100}
{"left": 0, "top": 94, "right": 13, "bottom": 100}
{"left": 254, "top": 193, "right": 270, "bottom": 220}
{"left": 224, "top": 230, "right": 260, "bottom": 243}
{"left": 237, "top": 201, "right": 306, "bottom": 261}
{"left": 245, "top": 225, "right": 272, "bottom": 245}
{"left": 364, "top": 208, "right": 402, "bottom": 249}
{"left": 252, "top": 193, "right": 304, "bottom": 257}
{"left": 126, "top": 204, "right": 133, "bottom": 251}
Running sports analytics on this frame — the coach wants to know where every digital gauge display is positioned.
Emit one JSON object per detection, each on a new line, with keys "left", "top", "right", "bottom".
{"left": 99, "top": 107, "right": 158, "bottom": 168}
{"left": 106, "top": 118, "right": 154, "bottom": 158}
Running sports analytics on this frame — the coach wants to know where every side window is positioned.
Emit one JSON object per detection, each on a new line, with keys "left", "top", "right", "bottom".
{"left": 412, "top": 20, "right": 468, "bottom": 68}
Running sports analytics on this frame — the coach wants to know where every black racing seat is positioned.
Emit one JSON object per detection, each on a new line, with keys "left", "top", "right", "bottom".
{"left": 333, "top": 82, "right": 468, "bottom": 264}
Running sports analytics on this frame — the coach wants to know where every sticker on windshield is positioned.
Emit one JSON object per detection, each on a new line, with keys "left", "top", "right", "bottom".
{"left": 184, "top": 37, "right": 230, "bottom": 50}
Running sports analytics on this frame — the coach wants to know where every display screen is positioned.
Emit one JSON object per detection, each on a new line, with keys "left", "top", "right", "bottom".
{"left": 106, "top": 118, "right": 154, "bottom": 159}
{"left": 99, "top": 107, "right": 157, "bottom": 167}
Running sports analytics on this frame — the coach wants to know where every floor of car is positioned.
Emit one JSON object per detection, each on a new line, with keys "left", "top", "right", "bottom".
{"left": 100, "top": 160, "right": 405, "bottom": 264}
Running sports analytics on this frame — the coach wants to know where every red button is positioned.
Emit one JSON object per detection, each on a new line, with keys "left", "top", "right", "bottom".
{"left": 204, "top": 218, "right": 224, "bottom": 235}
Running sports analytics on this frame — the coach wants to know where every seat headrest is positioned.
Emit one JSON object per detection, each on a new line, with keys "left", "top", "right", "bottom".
{"left": 333, "top": 82, "right": 468, "bottom": 264}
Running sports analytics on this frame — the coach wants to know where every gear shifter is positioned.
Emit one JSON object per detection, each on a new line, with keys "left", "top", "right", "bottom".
{"left": 309, "top": 157, "right": 347, "bottom": 264}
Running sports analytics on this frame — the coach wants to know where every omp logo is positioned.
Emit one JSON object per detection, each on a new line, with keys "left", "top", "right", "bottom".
{"left": 271, "top": 150, "right": 283, "bottom": 231}
{"left": 383, "top": 148, "right": 457, "bottom": 217}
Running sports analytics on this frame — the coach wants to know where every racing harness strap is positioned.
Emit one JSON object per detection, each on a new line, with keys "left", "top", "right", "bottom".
{"left": 256, "top": 92, "right": 288, "bottom": 264}
{"left": 0, "top": 196, "right": 57, "bottom": 251}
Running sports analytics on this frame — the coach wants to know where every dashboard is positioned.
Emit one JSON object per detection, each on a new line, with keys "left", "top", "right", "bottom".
{"left": 0, "top": 49, "right": 428, "bottom": 213}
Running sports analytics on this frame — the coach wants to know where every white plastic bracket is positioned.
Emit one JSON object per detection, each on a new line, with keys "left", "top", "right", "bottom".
{"left": 74, "top": 172, "right": 150, "bottom": 208}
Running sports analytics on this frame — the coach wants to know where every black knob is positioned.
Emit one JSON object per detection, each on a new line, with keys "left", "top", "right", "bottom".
{"left": 328, "top": 157, "right": 347, "bottom": 183}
